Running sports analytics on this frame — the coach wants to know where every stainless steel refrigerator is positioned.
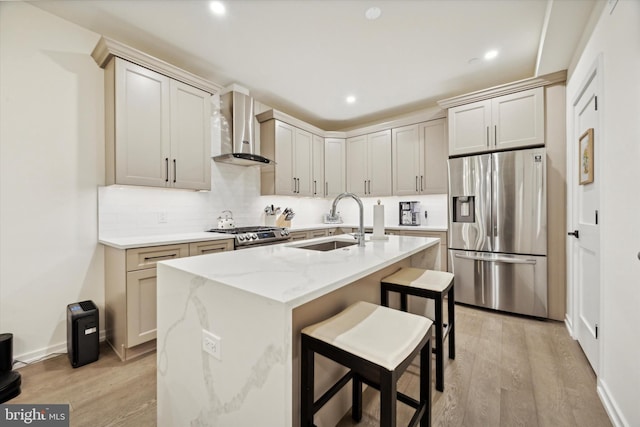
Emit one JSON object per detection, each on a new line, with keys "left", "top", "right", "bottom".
{"left": 448, "top": 147, "right": 547, "bottom": 318}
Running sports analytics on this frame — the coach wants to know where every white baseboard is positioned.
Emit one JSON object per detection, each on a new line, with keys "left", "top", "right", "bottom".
{"left": 13, "top": 329, "right": 107, "bottom": 368}
{"left": 564, "top": 314, "right": 575, "bottom": 338}
{"left": 598, "top": 378, "right": 629, "bottom": 427}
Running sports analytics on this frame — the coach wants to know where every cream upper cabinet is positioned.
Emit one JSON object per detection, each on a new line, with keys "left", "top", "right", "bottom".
{"left": 420, "top": 119, "right": 448, "bottom": 194}
{"left": 392, "top": 125, "right": 421, "bottom": 195}
{"left": 108, "top": 58, "right": 211, "bottom": 190}
{"left": 169, "top": 80, "right": 212, "bottom": 190}
{"left": 312, "top": 134, "right": 325, "bottom": 197}
{"left": 324, "top": 138, "right": 346, "bottom": 197}
{"left": 392, "top": 119, "right": 447, "bottom": 195}
{"left": 261, "top": 119, "right": 314, "bottom": 196}
{"left": 293, "top": 127, "right": 313, "bottom": 196}
{"left": 347, "top": 130, "right": 392, "bottom": 197}
{"left": 448, "top": 87, "right": 544, "bottom": 156}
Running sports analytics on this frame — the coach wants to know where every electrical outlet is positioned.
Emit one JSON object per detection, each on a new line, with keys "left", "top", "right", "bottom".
{"left": 202, "top": 329, "right": 221, "bottom": 360}
{"left": 158, "top": 211, "right": 168, "bottom": 223}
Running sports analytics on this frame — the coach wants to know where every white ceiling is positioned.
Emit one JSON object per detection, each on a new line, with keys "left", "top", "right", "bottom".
{"left": 31, "top": 0, "right": 598, "bottom": 130}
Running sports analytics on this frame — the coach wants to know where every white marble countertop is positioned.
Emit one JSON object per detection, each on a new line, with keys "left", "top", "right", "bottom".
{"left": 98, "top": 232, "right": 233, "bottom": 250}
{"left": 99, "top": 223, "right": 447, "bottom": 249}
{"left": 160, "top": 234, "right": 440, "bottom": 308}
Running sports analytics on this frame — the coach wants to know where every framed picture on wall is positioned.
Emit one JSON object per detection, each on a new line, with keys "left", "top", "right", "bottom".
{"left": 579, "top": 128, "right": 594, "bottom": 185}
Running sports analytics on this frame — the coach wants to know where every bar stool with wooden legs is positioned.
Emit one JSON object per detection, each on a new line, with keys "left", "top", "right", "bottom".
{"left": 301, "top": 301, "right": 434, "bottom": 427}
{"left": 380, "top": 268, "right": 455, "bottom": 392}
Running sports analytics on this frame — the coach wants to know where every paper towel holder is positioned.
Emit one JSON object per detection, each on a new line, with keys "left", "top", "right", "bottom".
{"left": 371, "top": 200, "right": 389, "bottom": 240}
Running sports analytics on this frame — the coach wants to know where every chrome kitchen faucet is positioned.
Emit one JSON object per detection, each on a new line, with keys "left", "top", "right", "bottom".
{"left": 330, "top": 192, "right": 365, "bottom": 247}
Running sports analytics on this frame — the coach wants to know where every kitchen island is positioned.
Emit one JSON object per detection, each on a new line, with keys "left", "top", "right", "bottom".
{"left": 156, "top": 234, "right": 440, "bottom": 427}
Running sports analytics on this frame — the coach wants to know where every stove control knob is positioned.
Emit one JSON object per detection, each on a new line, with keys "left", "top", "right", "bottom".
{"left": 251, "top": 233, "right": 258, "bottom": 240}
{"left": 238, "top": 235, "right": 245, "bottom": 242}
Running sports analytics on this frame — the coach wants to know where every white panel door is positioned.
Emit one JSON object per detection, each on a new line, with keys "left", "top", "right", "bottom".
{"left": 346, "top": 135, "right": 368, "bottom": 196}
{"left": 570, "top": 73, "right": 600, "bottom": 374}
{"left": 312, "top": 134, "right": 325, "bottom": 197}
{"left": 115, "top": 59, "right": 170, "bottom": 187}
{"left": 392, "top": 124, "right": 421, "bottom": 196}
{"left": 367, "top": 130, "right": 392, "bottom": 196}
{"left": 170, "top": 80, "right": 211, "bottom": 190}
{"left": 324, "top": 138, "right": 345, "bottom": 197}
{"left": 493, "top": 87, "right": 544, "bottom": 150}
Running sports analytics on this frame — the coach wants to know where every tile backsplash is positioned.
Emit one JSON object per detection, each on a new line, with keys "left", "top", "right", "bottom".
{"left": 99, "top": 165, "right": 448, "bottom": 239}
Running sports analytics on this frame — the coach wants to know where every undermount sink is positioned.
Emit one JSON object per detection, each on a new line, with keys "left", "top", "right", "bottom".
{"left": 293, "top": 239, "right": 358, "bottom": 252}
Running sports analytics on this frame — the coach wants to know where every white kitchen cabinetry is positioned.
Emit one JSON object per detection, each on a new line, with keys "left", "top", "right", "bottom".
{"left": 392, "top": 119, "right": 447, "bottom": 195}
{"left": 324, "top": 138, "right": 346, "bottom": 197}
{"left": 106, "top": 58, "right": 211, "bottom": 190}
{"left": 260, "top": 120, "right": 316, "bottom": 196}
{"left": 105, "top": 239, "right": 233, "bottom": 361}
{"left": 448, "top": 87, "right": 544, "bottom": 156}
{"left": 347, "top": 130, "right": 392, "bottom": 197}
{"left": 312, "top": 134, "right": 325, "bottom": 197}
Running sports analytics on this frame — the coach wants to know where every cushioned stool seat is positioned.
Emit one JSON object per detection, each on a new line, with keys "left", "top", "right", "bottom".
{"left": 381, "top": 268, "right": 455, "bottom": 392}
{"left": 301, "top": 301, "right": 433, "bottom": 427}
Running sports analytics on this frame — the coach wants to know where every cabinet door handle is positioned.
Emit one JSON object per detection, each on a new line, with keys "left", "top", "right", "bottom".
{"left": 292, "top": 177, "right": 296, "bottom": 193}
{"left": 325, "top": 182, "right": 328, "bottom": 196}
{"left": 364, "top": 180, "right": 367, "bottom": 194}
{"left": 173, "top": 159, "right": 177, "bottom": 183}
{"left": 165, "top": 158, "right": 169, "bottom": 182}
{"left": 486, "top": 127, "right": 490, "bottom": 147}
{"left": 494, "top": 125, "right": 497, "bottom": 146}
{"left": 313, "top": 180, "right": 317, "bottom": 195}
{"left": 368, "top": 180, "right": 371, "bottom": 195}
{"left": 416, "top": 176, "right": 419, "bottom": 192}
{"left": 420, "top": 175, "right": 424, "bottom": 192}
{"left": 297, "top": 178, "right": 300, "bottom": 193}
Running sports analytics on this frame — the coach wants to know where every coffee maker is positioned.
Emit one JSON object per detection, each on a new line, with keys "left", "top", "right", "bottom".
{"left": 399, "top": 201, "right": 421, "bottom": 226}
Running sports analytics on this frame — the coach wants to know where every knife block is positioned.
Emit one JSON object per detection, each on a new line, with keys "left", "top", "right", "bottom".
{"left": 275, "top": 215, "right": 291, "bottom": 228}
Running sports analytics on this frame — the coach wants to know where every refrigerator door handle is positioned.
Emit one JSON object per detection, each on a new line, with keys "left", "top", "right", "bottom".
{"left": 454, "top": 253, "right": 537, "bottom": 265}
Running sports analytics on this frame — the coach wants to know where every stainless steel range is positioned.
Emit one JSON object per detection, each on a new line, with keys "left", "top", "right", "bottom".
{"left": 207, "top": 226, "right": 290, "bottom": 249}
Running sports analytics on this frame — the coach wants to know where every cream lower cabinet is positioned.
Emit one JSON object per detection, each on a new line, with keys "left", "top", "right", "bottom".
{"left": 289, "top": 229, "right": 329, "bottom": 241}
{"left": 105, "top": 239, "right": 233, "bottom": 361}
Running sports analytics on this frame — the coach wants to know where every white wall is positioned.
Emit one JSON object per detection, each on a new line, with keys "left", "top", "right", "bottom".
{"left": 0, "top": 3, "right": 104, "bottom": 360}
{"left": 566, "top": 1, "right": 640, "bottom": 425}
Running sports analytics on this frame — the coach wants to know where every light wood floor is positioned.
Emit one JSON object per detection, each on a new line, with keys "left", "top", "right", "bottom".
{"left": 9, "top": 304, "right": 611, "bottom": 427}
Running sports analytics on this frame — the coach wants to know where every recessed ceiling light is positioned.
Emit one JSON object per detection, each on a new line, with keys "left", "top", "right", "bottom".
{"left": 209, "top": 1, "right": 226, "bottom": 16}
{"left": 346, "top": 95, "right": 356, "bottom": 104}
{"left": 484, "top": 50, "right": 499, "bottom": 60}
{"left": 365, "top": 7, "right": 382, "bottom": 20}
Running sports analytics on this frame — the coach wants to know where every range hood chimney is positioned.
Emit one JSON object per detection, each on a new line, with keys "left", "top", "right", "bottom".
{"left": 213, "top": 91, "right": 274, "bottom": 167}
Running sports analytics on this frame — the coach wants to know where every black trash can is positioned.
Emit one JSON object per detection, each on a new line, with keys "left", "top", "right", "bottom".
{"left": 67, "top": 300, "right": 99, "bottom": 368}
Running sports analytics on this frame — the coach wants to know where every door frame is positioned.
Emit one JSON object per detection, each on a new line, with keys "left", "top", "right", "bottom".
{"left": 566, "top": 54, "right": 604, "bottom": 373}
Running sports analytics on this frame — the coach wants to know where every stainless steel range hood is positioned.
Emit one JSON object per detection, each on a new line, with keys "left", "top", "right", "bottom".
{"left": 213, "top": 91, "right": 274, "bottom": 167}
